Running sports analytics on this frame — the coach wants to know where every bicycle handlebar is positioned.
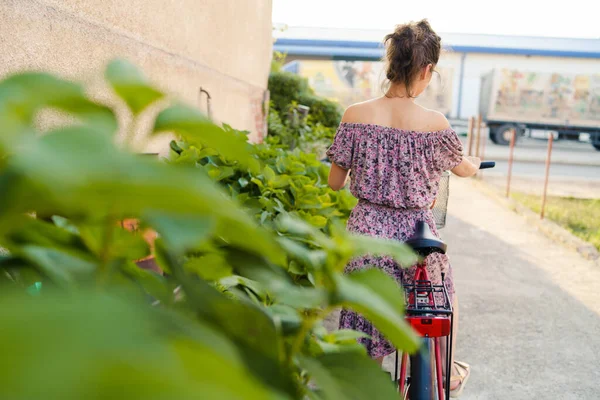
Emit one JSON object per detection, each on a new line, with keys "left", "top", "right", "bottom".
{"left": 479, "top": 161, "right": 495, "bottom": 169}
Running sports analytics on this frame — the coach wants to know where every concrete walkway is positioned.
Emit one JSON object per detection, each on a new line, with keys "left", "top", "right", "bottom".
{"left": 442, "top": 177, "right": 600, "bottom": 399}
{"left": 327, "top": 177, "right": 600, "bottom": 398}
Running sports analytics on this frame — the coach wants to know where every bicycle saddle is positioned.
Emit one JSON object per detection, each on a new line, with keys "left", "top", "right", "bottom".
{"left": 405, "top": 221, "right": 447, "bottom": 257}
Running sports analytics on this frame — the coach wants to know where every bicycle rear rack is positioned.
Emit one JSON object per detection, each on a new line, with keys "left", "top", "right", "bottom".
{"left": 396, "top": 274, "right": 454, "bottom": 399}
{"left": 403, "top": 278, "right": 452, "bottom": 316}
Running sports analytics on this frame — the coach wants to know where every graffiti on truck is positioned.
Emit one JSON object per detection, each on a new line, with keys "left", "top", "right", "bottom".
{"left": 288, "top": 60, "right": 454, "bottom": 116}
{"left": 494, "top": 69, "right": 600, "bottom": 122}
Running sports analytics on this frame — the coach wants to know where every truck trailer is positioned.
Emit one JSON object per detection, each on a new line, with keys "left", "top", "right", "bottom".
{"left": 479, "top": 69, "right": 600, "bottom": 150}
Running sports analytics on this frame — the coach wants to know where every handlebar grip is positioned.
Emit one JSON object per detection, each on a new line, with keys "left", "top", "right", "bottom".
{"left": 479, "top": 161, "right": 495, "bottom": 169}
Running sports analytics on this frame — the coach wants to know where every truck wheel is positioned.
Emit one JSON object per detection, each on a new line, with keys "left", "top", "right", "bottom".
{"left": 488, "top": 125, "right": 499, "bottom": 144}
{"left": 493, "top": 124, "right": 517, "bottom": 146}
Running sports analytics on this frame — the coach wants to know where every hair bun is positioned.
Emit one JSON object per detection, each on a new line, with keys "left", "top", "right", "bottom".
{"left": 383, "top": 19, "right": 442, "bottom": 97}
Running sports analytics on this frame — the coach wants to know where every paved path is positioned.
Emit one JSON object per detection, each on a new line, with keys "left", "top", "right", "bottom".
{"left": 327, "top": 178, "right": 600, "bottom": 398}
{"left": 441, "top": 177, "right": 600, "bottom": 399}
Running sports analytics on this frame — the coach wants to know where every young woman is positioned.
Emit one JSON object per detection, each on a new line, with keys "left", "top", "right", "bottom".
{"left": 326, "top": 20, "right": 481, "bottom": 397}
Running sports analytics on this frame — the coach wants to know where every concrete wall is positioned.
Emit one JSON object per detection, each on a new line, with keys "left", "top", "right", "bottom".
{"left": 0, "top": 0, "right": 273, "bottom": 151}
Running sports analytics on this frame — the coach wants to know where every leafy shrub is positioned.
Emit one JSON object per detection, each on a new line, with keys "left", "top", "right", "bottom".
{"left": 268, "top": 71, "right": 312, "bottom": 114}
{"left": 266, "top": 102, "right": 312, "bottom": 150}
{"left": 271, "top": 50, "right": 287, "bottom": 73}
{"left": 296, "top": 123, "right": 336, "bottom": 160}
{"left": 267, "top": 71, "right": 342, "bottom": 155}
{"left": 268, "top": 71, "right": 342, "bottom": 128}
{"left": 170, "top": 127, "right": 356, "bottom": 233}
{"left": 299, "top": 94, "right": 343, "bottom": 128}
{"left": 0, "top": 61, "right": 418, "bottom": 400}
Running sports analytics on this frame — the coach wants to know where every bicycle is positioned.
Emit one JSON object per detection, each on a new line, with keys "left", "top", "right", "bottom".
{"left": 396, "top": 161, "right": 495, "bottom": 400}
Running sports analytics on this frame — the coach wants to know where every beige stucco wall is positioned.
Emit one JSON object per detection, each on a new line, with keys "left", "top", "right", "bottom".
{"left": 0, "top": 0, "right": 273, "bottom": 151}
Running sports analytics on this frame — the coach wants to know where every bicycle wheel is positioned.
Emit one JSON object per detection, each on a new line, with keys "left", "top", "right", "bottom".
{"left": 409, "top": 338, "right": 432, "bottom": 399}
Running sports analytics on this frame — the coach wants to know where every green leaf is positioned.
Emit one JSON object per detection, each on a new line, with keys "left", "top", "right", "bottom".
{"left": 251, "top": 177, "right": 265, "bottom": 189}
{"left": 333, "top": 269, "right": 420, "bottom": 353}
{"left": 145, "top": 212, "right": 215, "bottom": 255}
{"left": 153, "top": 104, "right": 257, "bottom": 173}
{"left": 119, "top": 260, "right": 171, "bottom": 303}
{"left": 161, "top": 247, "right": 280, "bottom": 359}
{"left": 278, "top": 237, "right": 326, "bottom": 270}
{"left": 299, "top": 352, "right": 399, "bottom": 400}
{"left": 314, "top": 340, "right": 366, "bottom": 355}
{"left": 0, "top": 72, "right": 118, "bottom": 142}
{"left": 350, "top": 235, "right": 418, "bottom": 268}
{"left": 219, "top": 275, "right": 267, "bottom": 300}
{"left": 307, "top": 215, "right": 328, "bottom": 228}
{"left": 111, "top": 227, "right": 151, "bottom": 261}
{"left": 270, "top": 175, "right": 290, "bottom": 189}
{"left": 160, "top": 247, "right": 296, "bottom": 397}
{"left": 265, "top": 304, "right": 303, "bottom": 335}
{"left": 287, "top": 260, "right": 304, "bottom": 275}
{"left": 297, "top": 193, "right": 322, "bottom": 209}
{"left": 224, "top": 247, "right": 326, "bottom": 309}
{"left": 184, "top": 254, "right": 233, "bottom": 281}
{"left": 6, "top": 216, "right": 84, "bottom": 251}
{"left": 19, "top": 245, "right": 97, "bottom": 287}
{"left": 264, "top": 165, "right": 276, "bottom": 182}
{"left": 51, "top": 216, "right": 79, "bottom": 235}
{"left": 275, "top": 214, "right": 318, "bottom": 237}
{"left": 323, "top": 329, "right": 370, "bottom": 344}
{"left": 238, "top": 177, "right": 249, "bottom": 187}
{"left": 75, "top": 222, "right": 150, "bottom": 262}
{"left": 105, "top": 59, "right": 163, "bottom": 114}
{"left": 0, "top": 292, "right": 288, "bottom": 400}
{"left": 5, "top": 127, "right": 283, "bottom": 265}
{"left": 337, "top": 189, "right": 358, "bottom": 210}
{"left": 216, "top": 166, "right": 235, "bottom": 181}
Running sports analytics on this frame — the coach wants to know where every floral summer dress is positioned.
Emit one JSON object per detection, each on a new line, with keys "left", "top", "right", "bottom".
{"left": 326, "top": 122, "right": 464, "bottom": 359}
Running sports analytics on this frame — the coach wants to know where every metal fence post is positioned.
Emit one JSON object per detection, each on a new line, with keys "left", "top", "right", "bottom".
{"left": 467, "top": 116, "right": 475, "bottom": 156}
{"left": 475, "top": 114, "right": 482, "bottom": 158}
{"left": 505, "top": 128, "right": 517, "bottom": 198}
{"left": 541, "top": 134, "right": 554, "bottom": 219}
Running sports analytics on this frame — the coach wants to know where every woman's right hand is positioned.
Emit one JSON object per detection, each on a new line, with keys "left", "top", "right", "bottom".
{"left": 451, "top": 156, "right": 481, "bottom": 177}
{"left": 466, "top": 156, "right": 481, "bottom": 170}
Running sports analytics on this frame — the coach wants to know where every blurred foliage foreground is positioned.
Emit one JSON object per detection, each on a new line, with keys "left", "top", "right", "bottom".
{"left": 0, "top": 60, "right": 420, "bottom": 400}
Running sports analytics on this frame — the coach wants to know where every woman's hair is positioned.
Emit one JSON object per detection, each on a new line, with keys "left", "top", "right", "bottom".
{"left": 383, "top": 19, "right": 442, "bottom": 98}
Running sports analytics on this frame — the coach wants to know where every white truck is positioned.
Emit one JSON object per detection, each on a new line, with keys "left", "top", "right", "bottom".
{"left": 479, "top": 69, "right": 600, "bottom": 150}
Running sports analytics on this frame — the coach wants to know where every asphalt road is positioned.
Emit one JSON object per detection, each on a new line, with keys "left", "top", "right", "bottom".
{"left": 466, "top": 136, "right": 600, "bottom": 196}
{"left": 461, "top": 136, "right": 600, "bottom": 168}
{"left": 487, "top": 161, "right": 600, "bottom": 180}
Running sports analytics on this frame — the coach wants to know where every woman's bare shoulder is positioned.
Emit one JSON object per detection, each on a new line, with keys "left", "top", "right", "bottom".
{"left": 415, "top": 105, "right": 452, "bottom": 132}
{"left": 341, "top": 99, "right": 379, "bottom": 123}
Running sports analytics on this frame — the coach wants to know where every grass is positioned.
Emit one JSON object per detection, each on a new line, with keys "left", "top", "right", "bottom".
{"left": 512, "top": 192, "right": 600, "bottom": 251}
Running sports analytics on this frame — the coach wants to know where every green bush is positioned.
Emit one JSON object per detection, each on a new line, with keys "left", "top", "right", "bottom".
{"left": 0, "top": 61, "right": 419, "bottom": 399}
{"left": 267, "top": 71, "right": 342, "bottom": 155}
{"left": 170, "top": 126, "right": 355, "bottom": 233}
{"left": 299, "top": 94, "right": 343, "bottom": 128}
{"left": 266, "top": 102, "right": 311, "bottom": 150}
{"left": 268, "top": 71, "right": 342, "bottom": 129}
{"left": 268, "top": 71, "right": 312, "bottom": 113}
{"left": 297, "top": 123, "right": 336, "bottom": 158}
{"left": 270, "top": 50, "right": 287, "bottom": 73}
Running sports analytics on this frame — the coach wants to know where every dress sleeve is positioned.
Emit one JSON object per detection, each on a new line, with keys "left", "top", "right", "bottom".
{"left": 326, "top": 124, "right": 354, "bottom": 170}
{"left": 435, "top": 129, "right": 464, "bottom": 171}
